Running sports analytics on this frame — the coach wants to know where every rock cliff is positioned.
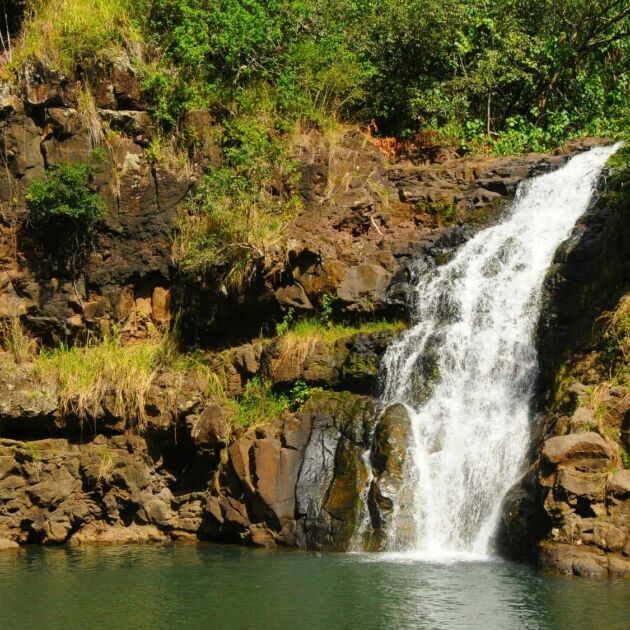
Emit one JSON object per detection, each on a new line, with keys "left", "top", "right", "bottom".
{"left": 1, "top": 57, "right": 623, "bottom": 568}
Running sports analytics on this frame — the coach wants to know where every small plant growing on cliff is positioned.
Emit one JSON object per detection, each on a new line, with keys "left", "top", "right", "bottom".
{"left": 25, "top": 163, "right": 105, "bottom": 229}
{"left": 288, "top": 379, "right": 312, "bottom": 410}
{"left": 230, "top": 376, "right": 289, "bottom": 428}
{"left": 320, "top": 294, "right": 335, "bottom": 327}
{"left": 275, "top": 308, "right": 294, "bottom": 337}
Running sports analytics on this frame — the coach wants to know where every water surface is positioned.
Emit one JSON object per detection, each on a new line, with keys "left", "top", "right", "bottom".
{"left": 1, "top": 544, "right": 629, "bottom": 629}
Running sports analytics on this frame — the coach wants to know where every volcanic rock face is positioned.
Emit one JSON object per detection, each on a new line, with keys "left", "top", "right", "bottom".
{"left": 1, "top": 55, "right": 597, "bottom": 345}
{"left": 0, "top": 55, "right": 620, "bottom": 563}
{"left": 0, "top": 331, "right": 410, "bottom": 549}
{"left": 0, "top": 389, "right": 403, "bottom": 549}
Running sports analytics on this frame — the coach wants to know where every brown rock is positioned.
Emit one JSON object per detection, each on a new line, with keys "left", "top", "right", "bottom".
{"left": 252, "top": 438, "right": 302, "bottom": 526}
{"left": 608, "top": 469, "right": 630, "bottom": 496}
{"left": 191, "top": 405, "right": 231, "bottom": 447}
{"left": 116, "top": 287, "right": 136, "bottom": 320}
{"left": 83, "top": 300, "right": 105, "bottom": 320}
{"left": 249, "top": 523, "right": 276, "bottom": 547}
{"left": 232, "top": 344, "right": 261, "bottom": 377}
{"left": 27, "top": 468, "right": 79, "bottom": 506}
{"left": 557, "top": 469, "right": 607, "bottom": 500}
{"left": 139, "top": 498, "right": 174, "bottom": 527}
{"left": 0, "top": 538, "right": 18, "bottom": 551}
{"left": 337, "top": 264, "right": 391, "bottom": 310}
{"left": 540, "top": 541, "right": 608, "bottom": 576}
{"left": 135, "top": 297, "right": 152, "bottom": 317}
{"left": 70, "top": 523, "right": 167, "bottom": 545}
{"left": 275, "top": 284, "right": 314, "bottom": 311}
{"left": 152, "top": 287, "right": 171, "bottom": 324}
{"left": 569, "top": 407, "right": 595, "bottom": 432}
{"left": 609, "top": 554, "right": 630, "bottom": 577}
{"left": 541, "top": 432, "right": 614, "bottom": 466}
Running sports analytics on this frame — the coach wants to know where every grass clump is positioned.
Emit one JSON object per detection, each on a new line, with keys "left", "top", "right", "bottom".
{"left": 32, "top": 332, "right": 168, "bottom": 427}
{"left": 271, "top": 310, "right": 403, "bottom": 383}
{"left": 228, "top": 376, "right": 289, "bottom": 428}
{"left": 228, "top": 376, "right": 317, "bottom": 428}
{"left": 276, "top": 309, "right": 404, "bottom": 344}
{"left": 12, "top": 0, "right": 143, "bottom": 73}
{"left": 599, "top": 293, "right": 630, "bottom": 368}
{"left": 0, "top": 317, "right": 38, "bottom": 365}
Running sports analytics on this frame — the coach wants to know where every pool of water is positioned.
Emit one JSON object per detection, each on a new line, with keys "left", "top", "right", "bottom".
{"left": 1, "top": 544, "right": 629, "bottom": 629}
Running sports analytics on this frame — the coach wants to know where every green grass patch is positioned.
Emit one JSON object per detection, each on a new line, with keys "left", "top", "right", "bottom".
{"left": 32, "top": 333, "right": 167, "bottom": 427}
{"left": 11, "top": 0, "right": 143, "bottom": 73}
{"left": 30, "top": 327, "right": 225, "bottom": 429}
{"left": 276, "top": 310, "right": 403, "bottom": 344}
{"left": 228, "top": 376, "right": 289, "bottom": 428}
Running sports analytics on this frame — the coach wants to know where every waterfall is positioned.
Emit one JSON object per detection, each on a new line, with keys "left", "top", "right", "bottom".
{"left": 379, "top": 143, "right": 620, "bottom": 559}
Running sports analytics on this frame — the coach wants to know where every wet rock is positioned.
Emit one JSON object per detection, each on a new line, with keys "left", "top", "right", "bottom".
{"left": 367, "top": 404, "right": 413, "bottom": 549}
{"left": 294, "top": 391, "right": 378, "bottom": 550}
{"left": 540, "top": 541, "right": 610, "bottom": 576}
{"left": 0, "top": 538, "right": 19, "bottom": 551}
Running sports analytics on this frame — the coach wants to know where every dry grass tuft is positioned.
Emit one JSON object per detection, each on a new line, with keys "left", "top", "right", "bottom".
{"left": 599, "top": 293, "right": 630, "bottom": 361}
{"left": 77, "top": 85, "right": 104, "bottom": 148}
{"left": 0, "top": 317, "right": 38, "bottom": 364}
{"left": 32, "top": 333, "right": 162, "bottom": 428}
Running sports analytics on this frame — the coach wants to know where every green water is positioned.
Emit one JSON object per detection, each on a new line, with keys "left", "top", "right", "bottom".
{"left": 0, "top": 545, "right": 629, "bottom": 630}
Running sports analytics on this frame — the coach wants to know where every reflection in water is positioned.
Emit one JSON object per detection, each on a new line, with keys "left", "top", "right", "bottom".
{"left": 1, "top": 545, "right": 629, "bottom": 629}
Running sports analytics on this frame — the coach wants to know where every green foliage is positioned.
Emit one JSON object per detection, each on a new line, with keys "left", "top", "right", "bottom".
{"left": 229, "top": 376, "right": 289, "bottom": 428}
{"left": 622, "top": 447, "right": 630, "bottom": 469}
{"left": 175, "top": 105, "right": 302, "bottom": 280}
{"left": 89, "top": 147, "right": 109, "bottom": 163}
{"left": 25, "top": 163, "right": 105, "bottom": 228}
{"left": 320, "top": 294, "right": 335, "bottom": 327}
{"left": 15, "top": 0, "right": 630, "bottom": 150}
{"left": 603, "top": 143, "right": 630, "bottom": 207}
{"left": 288, "top": 379, "right": 313, "bottom": 409}
{"left": 275, "top": 308, "right": 295, "bottom": 338}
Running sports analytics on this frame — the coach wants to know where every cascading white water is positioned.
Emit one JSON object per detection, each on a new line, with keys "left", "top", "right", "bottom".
{"left": 380, "top": 143, "right": 620, "bottom": 560}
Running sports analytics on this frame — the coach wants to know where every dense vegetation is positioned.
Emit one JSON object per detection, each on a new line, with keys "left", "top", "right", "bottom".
{"left": 10, "top": 0, "right": 629, "bottom": 145}
{"left": 7, "top": 0, "right": 629, "bottom": 276}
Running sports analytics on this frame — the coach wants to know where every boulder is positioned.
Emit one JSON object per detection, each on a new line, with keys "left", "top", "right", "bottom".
{"left": 0, "top": 538, "right": 19, "bottom": 551}
{"left": 608, "top": 469, "right": 630, "bottom": 496}
{"left": 294, "top": 392, "right": 378, "bottom": 550}
{"left": 70, "top": 523, "right": 167, "bottom": 545}
{"left": 190, "top": 405, "right": 231, "bottom": 448}
{"left": 541, "top": 432, "right": 614, "bottom": 467}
